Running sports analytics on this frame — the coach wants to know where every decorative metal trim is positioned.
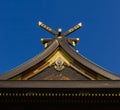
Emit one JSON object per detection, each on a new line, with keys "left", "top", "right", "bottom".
{"left": 54, "top": 57, "right": 65, "bottom": 71}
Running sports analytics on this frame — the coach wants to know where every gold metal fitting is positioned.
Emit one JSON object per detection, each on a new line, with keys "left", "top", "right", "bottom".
{"left": 58, "top": 28, "right": 62, "bottom": 32}
{"left": 38, "top": 21, "right": 42, "bottom": 26}
{"left": 76, "top": 50, "right": 79, "bottom": 53}
{"left": 78, "top": 22, "right": 82, "bottom": 27}
{"left": 41, "top": 38, "right": 44, "bottom": 42}
{"left": 76, "top": 38, "right": 80, "bottom": 41}
{"left": 44, "top": 43, "right": 48, "bottom": 48}
{"left": 72, "top": 41, "right": 76, "bottom": 46}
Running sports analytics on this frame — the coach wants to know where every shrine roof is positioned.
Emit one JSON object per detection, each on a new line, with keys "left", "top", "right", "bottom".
{"left": 0, "top": 21, "right": 120, "bottom": 80}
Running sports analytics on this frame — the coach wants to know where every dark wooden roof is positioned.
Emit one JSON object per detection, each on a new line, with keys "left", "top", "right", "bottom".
{"left": 0, "top": 21, "right": 120, "bottom": 80}
{"left": 0, "top": 40, "right": 59, "bottom": 80}
{"left": 60, "top": 39, "right": 120, "bottom": 80}
{"left": 0, "top": 38, "right": 120, "bottom": 80}
{"left": 0, "top": 22, "right": 120, "bottom": 107}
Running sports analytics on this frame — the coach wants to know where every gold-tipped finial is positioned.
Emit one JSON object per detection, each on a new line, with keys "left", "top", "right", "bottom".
{"left": 72, "top": 41, "right": 76, "bottom": 46}
{"left": 58, "top": 28, "right": 62, "bottom": 36}
{"left": 38, "top": 21, "right": 42, "bottom": 26}
{"left": 38, "top": 21, "right": 58, "bottom": 36}
{"left": 76, "top": 38, "right": 80, "bottom": 41}
{"left": 62, "top": 22, "right": 82, "bottom": 37}
{"left": 44, "top": 43, "right": 48, "bottom": 48}
{"left": 41, "top": 38, "right": 44, "bottom": 42}
{"left": 78, "top": 22, "right": 82, "bottom": 27}
{"left": 76, "top": 50, "right": 79, "bottom": 53}
{"left": 38, "top": 21, "right": 82, "bottom": 48}
{"left": 76, "top": 38, "right": 80, "bottom": 43}
{"left": 58, "top": 28, "right": 62, "bottom": 33}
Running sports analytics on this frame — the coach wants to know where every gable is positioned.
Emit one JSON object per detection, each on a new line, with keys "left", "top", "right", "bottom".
{"left": 9, "top": 47, "right": 111, "bottom": 80}
{"left": 29, "top": 66, "right": 88, "bottom": 80}
{"left": 11, "top": 48, "right": 89, "bottom": 80}
{"left": 0, "top": 21, "right": 120, "bottom": 80}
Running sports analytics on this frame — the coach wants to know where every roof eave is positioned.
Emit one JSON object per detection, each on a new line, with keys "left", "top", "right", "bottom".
{"left": 0, "top": 40, "right": 59, "bottom": 80}
{"left": 60, "top": 40, "right": 120, "bottom": 80}
{"left": 0, "top": 80, "right": 120, "bottom": 88}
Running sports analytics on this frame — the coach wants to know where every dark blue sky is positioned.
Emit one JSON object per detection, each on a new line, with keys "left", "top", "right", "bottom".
{"left": 0, "top": 0, "right": 120, "bottom": 76}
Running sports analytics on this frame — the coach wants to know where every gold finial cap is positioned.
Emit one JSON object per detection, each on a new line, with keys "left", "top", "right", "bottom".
{"left": 58, "top": 28, "right": 62, "bottom": 32}
{"left": 78, "top": 22, "right": 82, "bottom": 27}
{"left": 38, "top": 21, "right": 42, "bottom": 26}
{"left": 72, "top": 41, "right": 76, "bottom": 46}
{"left": 76, "top": 50, "right": 79, "bottom": 53}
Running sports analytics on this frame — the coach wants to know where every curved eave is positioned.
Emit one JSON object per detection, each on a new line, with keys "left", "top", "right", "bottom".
{"left": 0, "top": 40, "right": 59, "bottom": 80}
{"left": 1, "top": 39, "right": 120, "bottom": 80}
{"left": 60, "top": 40, "right": 120, "bottom": 80}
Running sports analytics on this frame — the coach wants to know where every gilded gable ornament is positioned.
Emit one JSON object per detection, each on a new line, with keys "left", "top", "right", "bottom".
{"left": 54, "top": 57, "right": 65, "bottom": 71}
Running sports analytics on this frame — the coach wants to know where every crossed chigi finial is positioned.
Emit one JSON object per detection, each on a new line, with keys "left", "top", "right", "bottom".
{"left": 38, "top": 21, "right": 82, "bottom": 48}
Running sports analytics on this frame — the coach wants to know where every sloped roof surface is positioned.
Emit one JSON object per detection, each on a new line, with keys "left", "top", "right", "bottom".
{"left": 0, "top": 21, "right": 120, "bottom": 80}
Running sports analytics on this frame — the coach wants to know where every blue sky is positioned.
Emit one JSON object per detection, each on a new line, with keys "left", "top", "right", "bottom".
{"left": 0, "top": 0, "right": 120, "bottom": 76}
